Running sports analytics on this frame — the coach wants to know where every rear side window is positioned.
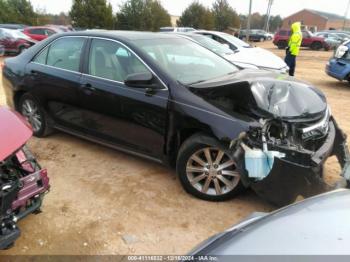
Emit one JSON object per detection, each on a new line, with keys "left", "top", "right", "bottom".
{"left": 34, "top": 48, "right": 48, "bottom": 64}
{"left": 279, "top": 30, "right": 288, "bottom": 36}
{"left": 88, "top": 39, "right": 149, "bottom": 82}
{"left": 33, "top": 37, "right": 85, "bottom": 72}
{"left": 29, "top": 29, "right": 46, "bottom": 35}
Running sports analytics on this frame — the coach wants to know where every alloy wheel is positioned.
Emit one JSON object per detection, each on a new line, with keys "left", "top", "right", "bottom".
{"left": 21, "top": 99, "right": 42, "bottom": 132}
{"left": 186, "top": 147, "right": 240, "bottom": 196}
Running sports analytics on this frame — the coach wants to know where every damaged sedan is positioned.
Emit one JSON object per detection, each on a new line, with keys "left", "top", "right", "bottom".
{"left": 2, "top": 31, "right": 350, "bottom": 205}
{"left": 0, "top": 106, "right": 50, "bottom": 249}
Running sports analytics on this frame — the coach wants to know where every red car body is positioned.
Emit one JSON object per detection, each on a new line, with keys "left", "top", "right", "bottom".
{"left": 273, "top": 29, "right": 330, "bottom": 51}
{"left": 0, "top": 107, "right": 32, "bottom": 161}
{"left": 22, "top": 26, "right": 58, "bottom": 41}
{"left": 0, "top": 106, "right": 50, "bottom": 249}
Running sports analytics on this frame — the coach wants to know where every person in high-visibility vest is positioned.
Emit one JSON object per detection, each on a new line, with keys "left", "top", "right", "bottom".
{"left": 285, "top": 22, "right": 302, "bottom": 76}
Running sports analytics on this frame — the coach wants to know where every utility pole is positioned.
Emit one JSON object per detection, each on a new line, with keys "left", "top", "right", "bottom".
{"left": 343, "top": 0, "right": 350, "bottom": 30}
{"left": 264, "top": 0, "right": 273, "bottom": 32}
{"left": 246, "top": 0, "right": 252, "bottom": 41}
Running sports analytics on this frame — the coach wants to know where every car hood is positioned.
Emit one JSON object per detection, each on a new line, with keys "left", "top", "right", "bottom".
{"left": 224, "top": 47, "right": 287, "bottom": 70}
{"left": 190, "top": 69, "right": 327, "bottom": 120}
{"left": 191, "top": 189, "right": 350, "bottom": 255}
{"left": 0, "top": 107, "right": 32, "bottom": 161}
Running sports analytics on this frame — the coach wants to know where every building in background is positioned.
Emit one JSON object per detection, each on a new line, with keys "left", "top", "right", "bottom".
{"left": 170, "top": 15, "right": 179, "bottom": 27}
{"left": 282, "top": 9, "right": 350, "bottom": 31}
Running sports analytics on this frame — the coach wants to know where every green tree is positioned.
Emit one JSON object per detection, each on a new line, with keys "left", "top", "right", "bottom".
{"left": 69, "top": 0, "right": 114, "bottom": 29}
{"left": 212, "top": 0, "right": 240, "bottom": 31}
{"left": 177, "top": 1, "right": 214, "bottom": 30}
{"left": 116, "top": 0, "right": 171, "bottom": 31}
{"left": 269, "top": 15, "right": 283, "bottom": 32}
{"left": 0, "top": 0, "right": 36, "bottom": 25}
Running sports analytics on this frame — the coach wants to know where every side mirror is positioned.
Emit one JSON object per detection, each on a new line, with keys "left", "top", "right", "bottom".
{"left": 124, "top": 72, "right": 155, "bottom": 88}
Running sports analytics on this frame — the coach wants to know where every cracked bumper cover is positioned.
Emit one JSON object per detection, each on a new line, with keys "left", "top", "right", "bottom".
{"left": 234, "top": 118, "right": 350, "bottom": 206}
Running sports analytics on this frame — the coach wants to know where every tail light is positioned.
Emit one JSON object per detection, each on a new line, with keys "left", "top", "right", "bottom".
{"left": 0, "top": 61, "right": 5, "bottom": 70}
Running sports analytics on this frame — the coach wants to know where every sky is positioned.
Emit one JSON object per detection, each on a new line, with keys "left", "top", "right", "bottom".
{"left": 30, "top": 0, "right": 350, "bottom": 18}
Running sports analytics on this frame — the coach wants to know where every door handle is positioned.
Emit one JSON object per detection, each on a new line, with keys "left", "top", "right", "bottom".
{"left": 81, "top": 83, "right": 96, "bottom": 95}
{"left": 30, "top": 70, "right": 38, "bottom": 76}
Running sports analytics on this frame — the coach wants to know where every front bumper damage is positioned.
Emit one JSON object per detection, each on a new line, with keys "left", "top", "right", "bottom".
{"left": 233, "top": 118, "right": 350, "bottom": 207}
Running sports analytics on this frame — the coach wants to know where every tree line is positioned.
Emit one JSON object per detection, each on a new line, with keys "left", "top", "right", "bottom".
{"left": 0, "top": 0, "right": 283, "bottom": 32}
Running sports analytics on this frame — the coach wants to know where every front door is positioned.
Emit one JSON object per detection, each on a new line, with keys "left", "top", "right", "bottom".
{"left": 78, "top": 38, "right": 169, "bottom": 157}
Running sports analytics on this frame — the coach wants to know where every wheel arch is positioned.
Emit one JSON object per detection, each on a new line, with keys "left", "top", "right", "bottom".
{"left": 13, "top": 90, "right": 27, "bottom": 111}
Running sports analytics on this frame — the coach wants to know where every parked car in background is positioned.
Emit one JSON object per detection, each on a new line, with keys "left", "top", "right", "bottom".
{"left": 45, "top": 25, "right": 74, "bottom": 32}
{"left": 159, "top": 27, "right": 196, "bottom": 32}
{"left": 22, "top": 26, "right": 60, "bottom": 41}
{"left": 0, "top": 44, "right": 4, "bottom": 56}
{"left": 3, "top": 31, "right": 349, "bottom": 205}
{"left": 0, "top": 24, "right": 26, "bottom": 30}
{"left": 326, "top": 40, "right": 350, "bottom": 83}
{"left": 0, "top": 28, "right": 37, "bottom": 54}
{"left": 194, "top": 30, "right": 288, "bottom": 73}
{"left": 273, "top": 29, "right": 330, "bottom": 50}
{"left": 173, "top": 32, "right": 288, "bottom": 72}
{"left": 239, "top": 29, "right": 268, "bottom": 42}
{"left": 323, "top": 36, "right": 344, "bottom": 50}
{"left": 189, "top": 189, "right": 350, "bottom": 255}
{"left": 315, "top": 31, "right": 350, "bottom": 42}
{"left": 0, "top": 106, "right": 50, "bottom": 249}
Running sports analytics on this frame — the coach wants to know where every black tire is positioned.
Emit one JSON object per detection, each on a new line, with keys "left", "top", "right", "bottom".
{"left": 176, "top": 133, "right": 245, "bottom": 201}
{"left": 17, "top": 46, "right": 26, "bottom": 55}
{"left": 18, "top": 93, "right": 53, "bottom": 137}
{"left": 277, "top": 41, "right": 287, "bottom": 49}
{"left": 311, "top": 42, "right": 322, "bottom": 50}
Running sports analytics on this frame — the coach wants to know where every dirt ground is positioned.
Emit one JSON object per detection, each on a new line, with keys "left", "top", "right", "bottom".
{"left": 0, "top": 41, "right": 349, "bottom": 255}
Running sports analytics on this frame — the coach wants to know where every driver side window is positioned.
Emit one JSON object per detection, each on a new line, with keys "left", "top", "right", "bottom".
{"left": 88, "top": 39, "right": 149, "bottom": 82}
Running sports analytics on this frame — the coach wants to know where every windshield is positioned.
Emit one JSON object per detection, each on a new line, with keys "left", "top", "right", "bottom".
{"left": 136, "top": 38, "right": 238, "bottom": 85}
{"left": 189, "top": 34, "right": 234, "bottom": 56}
{"left": 218, "top": 32, "right": 251, "bottom": 48}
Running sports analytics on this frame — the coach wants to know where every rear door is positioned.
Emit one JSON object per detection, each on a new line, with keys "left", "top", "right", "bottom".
{"left": 25, "top": 36, "right": 87, "bottom": 129}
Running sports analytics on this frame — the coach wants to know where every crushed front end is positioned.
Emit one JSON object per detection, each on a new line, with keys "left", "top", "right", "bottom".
{"left": 230, "top": 80, "right": 350, "bottom": 206}
{"left": 0, "top": 107, "right": 50, "bottom": 249}
{"left": 0, "top": 145, "right": 50, "bottom": 249}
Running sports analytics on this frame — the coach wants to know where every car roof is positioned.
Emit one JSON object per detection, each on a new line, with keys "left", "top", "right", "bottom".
{"left": 194, "top": 189, "right": 350, "bottom": 255}
{"left": 53, "top": 30, "right": 181, "bottom": 41}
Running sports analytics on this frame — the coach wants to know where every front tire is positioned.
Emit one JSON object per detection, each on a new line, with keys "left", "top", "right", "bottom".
{"left": 19, "top": 93, "right": 53, "bottom": 137}
{"left": 176, "top": 134, "right": 244, "bottom": 201}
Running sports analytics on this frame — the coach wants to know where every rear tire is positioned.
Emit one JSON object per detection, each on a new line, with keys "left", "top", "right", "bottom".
{"left": 17, "top": 46, "right": 26, "bottom": 55}
{"left": 18, "top": 93, "right": 53, "bottom": 137}
{"left": 176, "top": 133, "right": 245, "bottom": 201}
{"left": 311, "top": 42, "right": 322, "bottom": 50}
